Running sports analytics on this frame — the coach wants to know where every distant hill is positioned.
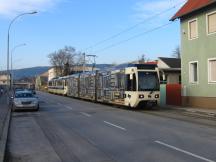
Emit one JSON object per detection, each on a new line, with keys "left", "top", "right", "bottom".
{"left": 12, "top": 66, "right": 50, "bottom": 80}
{"left": 92, "top": 64, "right": 113, "bottom": 70}
{"left": 0, "top": 64, "right": 112, "bottom": 80}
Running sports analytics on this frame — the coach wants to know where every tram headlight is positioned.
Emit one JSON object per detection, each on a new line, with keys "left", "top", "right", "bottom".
{"left": 155, "top": 94, "right": 159, "bottom": 98}
{"left": 139, "top": 94, "right": 144, "bottom": 98}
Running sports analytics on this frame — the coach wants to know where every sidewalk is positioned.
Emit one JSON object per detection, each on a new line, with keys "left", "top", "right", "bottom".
{"left": 164, "top": 105, "right": 216, "bottom": 119}
{"left": 0, "top": 94, "right": 11, "bottom": 162}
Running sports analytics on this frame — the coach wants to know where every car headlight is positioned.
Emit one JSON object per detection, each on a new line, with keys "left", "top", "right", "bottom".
{"left": 14, "top": 100, "right": 21, "bottom": 105}
{"left": 155, "top": 94, "right": 159, "bottom": 98}
{"left": 139, "top": 94, "right": 144, "bottom": 98}
{"left": 32, "top": 100, "right": 38, "bottom": 104}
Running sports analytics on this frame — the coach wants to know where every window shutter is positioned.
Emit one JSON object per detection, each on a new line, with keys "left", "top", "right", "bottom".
{"left": 210, "top": 60, "right": 216, "bottom": 81}
{"left": 208, "top": 13, "right": 216, "bottom": 34}
{"left": 189, "top": 20, "right": 197, "bottom": 39}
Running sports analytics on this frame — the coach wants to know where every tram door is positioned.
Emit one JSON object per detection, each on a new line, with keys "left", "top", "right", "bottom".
{"left": 125, "top": 73, "right": 137, "bottom": 107}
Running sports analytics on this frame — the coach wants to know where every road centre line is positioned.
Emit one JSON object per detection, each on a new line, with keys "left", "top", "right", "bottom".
{"left": 57, "top": 103, "right": 73, "bottom": 110}
{"left": 155, "top": 141, "right": 215, "bottom": 162}
{"left": 103, "top": 121, "right": 126, "bottom": 131}
{"left": 81, "top": 112, "right": 92, "bottom": 117}
{"left": 64, "top": 105, "right": 73, "bottom": 110}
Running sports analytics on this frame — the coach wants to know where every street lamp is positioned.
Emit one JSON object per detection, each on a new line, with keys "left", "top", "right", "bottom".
{"left": 6, "top": 11, "right": 37, "bottom": 92}
{"left": 10, "top": 43, "right": 26, "bottom": 90}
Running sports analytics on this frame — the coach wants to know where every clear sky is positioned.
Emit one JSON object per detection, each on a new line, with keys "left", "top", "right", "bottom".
{"left": 0, "top": 0, "right": 185, "bottom": 70}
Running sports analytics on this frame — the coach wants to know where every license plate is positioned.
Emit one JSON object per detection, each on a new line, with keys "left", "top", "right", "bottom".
{"left": 22, "top": 102, "right": 31, "bottom": 105}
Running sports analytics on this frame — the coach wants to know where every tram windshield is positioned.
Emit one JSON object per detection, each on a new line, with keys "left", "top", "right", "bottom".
{"left": 138, "top": 72, "right": 159, "bottom": 91}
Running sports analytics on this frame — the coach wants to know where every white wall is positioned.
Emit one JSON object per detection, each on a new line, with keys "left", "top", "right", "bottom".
{"left": 48, "top": 68, "right": 56, "bottom": 81}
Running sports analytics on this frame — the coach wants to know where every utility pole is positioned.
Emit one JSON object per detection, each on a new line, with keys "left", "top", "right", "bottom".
{"left": 86, "top": 54, "right": 97, "bottom": 71}
{"left": 83, "top": 53, "right": 86, "bottom": 73}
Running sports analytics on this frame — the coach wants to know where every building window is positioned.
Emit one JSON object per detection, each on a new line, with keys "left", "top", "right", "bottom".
{"left": 188, "top": 19, "right": 198, "bottom": 40}
{"left": 207, "top": 11, "right": 216, "bottom": 35}
{"left": 208, "top": 58, "right": 216, "bottom": 83}
{"left": 189, "top": 61, "right": 198, "bottom": 84}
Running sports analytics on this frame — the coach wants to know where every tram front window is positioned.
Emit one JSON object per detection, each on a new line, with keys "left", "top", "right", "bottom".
{"left": 138, "top": 72, "right": 159, "bottom": 91}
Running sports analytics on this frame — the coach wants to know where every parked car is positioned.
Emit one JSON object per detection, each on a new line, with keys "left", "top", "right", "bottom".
{"left": 14, "top": 88, "right": 24, "bottom": 92}
{"left": 28, "top": 88, "right": 36, "bottom": 94}
{"left": 11, "top": 91, "right": 39, "bottom": 111}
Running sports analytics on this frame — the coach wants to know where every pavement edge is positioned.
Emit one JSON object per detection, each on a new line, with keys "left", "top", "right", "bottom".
{"left": 0, "top": 109, "right": 11, "bottom": 162}
{"left": 159, "top": 105, "right": 216, "bottom": 120}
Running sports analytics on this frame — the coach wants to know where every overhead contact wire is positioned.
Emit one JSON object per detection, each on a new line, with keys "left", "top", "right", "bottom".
{"left": 83, "top": 0, "right": 186, "bottom": 52}
{"left": 93, "top": 21, "right": 175, "bottom": 54}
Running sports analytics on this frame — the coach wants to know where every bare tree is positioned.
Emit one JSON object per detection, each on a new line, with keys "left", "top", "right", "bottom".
{"left": 75, "top": 53, "right": 85, "bottom": 66}
{"left": 172, "top": 46, "right": 181, "bottom": 58}
{"left": 48, "top": 46, "right": 78, "bottom": 76}
{"left": 138, "top": 54, "right": 150, "bottom": 63}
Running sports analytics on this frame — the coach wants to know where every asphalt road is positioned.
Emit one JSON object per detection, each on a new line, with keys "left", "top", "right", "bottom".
{"left": 6, "top": 92, "right": 216, "bottom": 162}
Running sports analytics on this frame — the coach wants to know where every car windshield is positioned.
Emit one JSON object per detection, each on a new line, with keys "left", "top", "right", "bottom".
{"left": 138, "top": 72, "right": 160, "bottom": 91}
{"left": 15, "top": 92, "right": 34, "bottom": 98}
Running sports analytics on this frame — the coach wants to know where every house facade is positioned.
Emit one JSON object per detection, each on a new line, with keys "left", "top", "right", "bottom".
{"left": 0, "top": 72, "right": 10, "bottom": 86}
{"left": 171, "top": 0, "right": 216, "bottom": 108}
{"left": 35, "top": 71, "right": 48, "bottom": 90}
{"left": 157, "top": 57, "right": 181, "bottom": 84}
{"left": 48, "top": 68, "right": 57, "bottom": 81}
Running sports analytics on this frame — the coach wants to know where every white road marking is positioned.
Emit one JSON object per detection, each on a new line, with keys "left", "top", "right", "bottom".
{"left": 41, "top": 105, "right": 57, "bottom": 108}
{"left": 155, "top": 141, "right": 215, "bottom": 162}
{"left": 64, "top": 105, "right": 73, "bottom": 110}
{"left": 103, "top": 121, "right": 126, "bottom": 131}
{"left": 81, "top": 112, "right": 91, "bottom": 117}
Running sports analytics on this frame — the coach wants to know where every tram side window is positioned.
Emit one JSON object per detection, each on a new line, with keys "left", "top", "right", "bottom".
{"left": 126, "top": 74, "right": 136, "bottom": 91}
{"left": 117, "top": 73, "right": 124, "bottom": 89}
{"left": 48, "top": 82, "right": 52, "bottom": 86}
{"left": 103, "top": 76, "right": 110, "bottom": 89}
{"left": 98, "top": 76, "right": 103, "bottom": 88}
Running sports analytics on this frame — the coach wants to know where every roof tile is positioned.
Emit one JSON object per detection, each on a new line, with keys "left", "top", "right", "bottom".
{"left": 171, "top": 0, "right": 216, "bottom": 20}
{"left": 158, "top": 57, "right": 181, "bottom": 68}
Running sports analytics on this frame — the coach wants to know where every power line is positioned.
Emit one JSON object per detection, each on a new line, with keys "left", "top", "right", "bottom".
{"left": 83, "top": 0, "right": 186, "bottom": 52}
{"left": 93, "top": 21, "right": 175, "bottom": 54}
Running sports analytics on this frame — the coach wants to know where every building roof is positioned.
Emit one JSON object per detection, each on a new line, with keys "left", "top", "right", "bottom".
{"left": 171, "top": 0, "right": 216, "bottom": 21}
{"left": 158, "top": 57, "right": 181, "bottom": 68}
{"left": 39, "top": 71, "right": 48, "bottom": 77}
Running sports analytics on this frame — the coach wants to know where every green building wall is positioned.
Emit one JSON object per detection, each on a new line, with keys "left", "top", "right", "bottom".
{"left": 180, "top": 5, "right": 216, "bottom": 108}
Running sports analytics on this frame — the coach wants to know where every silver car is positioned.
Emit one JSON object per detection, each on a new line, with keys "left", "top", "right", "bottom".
{"left": 11, "top": 91, "right": 39, "bottom": 111}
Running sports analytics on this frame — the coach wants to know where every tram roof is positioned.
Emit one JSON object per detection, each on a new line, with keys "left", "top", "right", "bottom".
{"left": 107, "top": 63, "right": 157, "bottom": 71}
{"left": 49, "top": 63, "right": 157, "bottom": 81}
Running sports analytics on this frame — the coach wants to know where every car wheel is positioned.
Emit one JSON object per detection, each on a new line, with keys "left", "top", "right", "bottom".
{"left": 11, "top": 105, "right": 15, "bottom": 112}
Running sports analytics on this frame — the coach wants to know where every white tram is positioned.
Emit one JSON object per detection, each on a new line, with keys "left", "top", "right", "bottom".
{"left": 48, "top": 64, "right": 160, "bottom": 108}
{"left": 48, "top": 76, "right": 68, "bottom": 95}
